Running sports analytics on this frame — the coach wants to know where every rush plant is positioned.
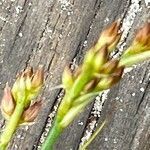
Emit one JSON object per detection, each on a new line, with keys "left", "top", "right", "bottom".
{"left": 41, "top": 21, "right": 150, "bottom": 150}
{"left": 0, "top": 66, "right": 44, "bottom": 150}
{"left": 0, "top": 21, "right": 149, "bottom": 150}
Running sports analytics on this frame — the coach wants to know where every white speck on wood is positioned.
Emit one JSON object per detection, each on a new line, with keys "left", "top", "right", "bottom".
{"left": 140, "top": 87, "right": 144, "bottom": 92}
{"left": 19, "top": 32, "right": 23, "bottom": 37}
{"left": 144, "top": 0, "right": 150, "bottom": 8}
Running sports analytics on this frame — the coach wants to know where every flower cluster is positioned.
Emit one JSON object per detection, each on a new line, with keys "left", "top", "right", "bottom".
{"left": 0, "top": 66, "right": 44, "bottom": 149}
{"left": 1, "top": 66, "right": 44, "bottom": 124}
{"left": 0, "top": 20, "right": 149, "bottom": 150}
{"left": 42, "top": 21, "right": 150, "bottom": 150}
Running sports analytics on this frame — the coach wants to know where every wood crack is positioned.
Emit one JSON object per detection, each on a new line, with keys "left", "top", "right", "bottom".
{"left": 7, "top": 13, "right": 28, "bottom": 57}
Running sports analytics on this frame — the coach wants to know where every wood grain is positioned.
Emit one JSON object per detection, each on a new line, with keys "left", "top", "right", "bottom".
{"left": 0, "top": 0, "right": 149, "bottom": 149}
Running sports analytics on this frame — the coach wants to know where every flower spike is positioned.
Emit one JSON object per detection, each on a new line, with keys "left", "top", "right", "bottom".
{"left": 42, "top": 21, "right": 150, "bottom": 150}
{"left": 95, "top": 20, "right": 122, "bottom": 52}
{"left": 120, "top": 22, "right": 150, "bottom": 66}
{"left": 0, "top": 67, "right": 44, "bottom": 149}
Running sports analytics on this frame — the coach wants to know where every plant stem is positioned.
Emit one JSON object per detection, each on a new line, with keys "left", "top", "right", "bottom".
{"left": 41, "top": 119, "right": 63, "bottom": 150}
{"left": 73, "top": 91, "right": 101, "bottom": 105}
{"left": 79, "top": 120, "right": 106, "bottom": 150}
{"left": 42, "top": 68, "right": 94, "bottom": 150}
{"left": 119, "top": 51, "right": 150, "bottom": 67}
{"left": 58, "top": 71, "right": 93, "bottom": 118}
{"left": 0, "top": 103, "right": 24, "bottom": 150}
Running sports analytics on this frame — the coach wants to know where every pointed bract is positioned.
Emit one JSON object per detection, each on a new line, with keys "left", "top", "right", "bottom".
{"left": 22, "top": 101, "right": 42, "bottom": 122}
{"left": 1, "top": 83, "right": 15, "bottom": 116}
{"left": 122, "top": 22, "right": 150, "bottom": 58}
{"left": 84, "top": 47, "right": 95, "bottom": 65}
{"left": 12, "top": 74, "right": 26, "bottom": 103}
{"left": 93, "top": 45, "right": 108, "bottom": 71}
{"left": 101, "top": 59, "right": 119, "bottom": 74}
{"left": 74, "top": 65, "right": 82, "bottom": 79}
{"left": 62, "top": 66, "right": 74, "bottom": 90}
{"left": 31, "top": 66, "right": 44, "bottom": 89}
{"left": 24, "top": 67, "right": 33, "bottom": 78}
{"left": 95, "top": 20, "right": 121, "bottom": 51}
{"left": 83, "top": 79, "right": 97, "bottom": 93}
{"left": 134, "top": 22, "right": 150, "bottom": 48}
{"left": 111, "top": 66, "right": 124, "bottom": 85}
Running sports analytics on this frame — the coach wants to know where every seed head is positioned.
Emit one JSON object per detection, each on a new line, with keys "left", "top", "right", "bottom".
{"left": 22, "top": 101, "right": 42, "bottom": 122}
{"left": 100, "top": 59, "right": 119, "bottom": 74}
{"left": 122, "top": 22, "right": 150, "bottom": 57}
{"left": 31, "top": 66, "right": 44, "bottom": 89}
{"left": 134, "top": 22, "right": 150, "bottom": 48}
{"left": 11, "top": 66, "right": 44, "bottom": 107}
{"left": 1, "top": 83, "right": 15, "bottom": 118}
{"left": 95, "top": 20, "right": 122, "bottom": 52}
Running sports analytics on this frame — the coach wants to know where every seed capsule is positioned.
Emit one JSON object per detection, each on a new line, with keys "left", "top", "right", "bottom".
{"left": 1, "top": 83, "right": 15, "bottom": 117}
{"left": 93, "top": 45, "right": 108, "bottom": 71}
{"left": 22, "top": 101, "right": 42, "bottom": 122}
{"left": 100, "top": 59, "right": 119, "bottom": 74}
{"left": 95, "top": 20, "right": 121, "bottom": 52}
{"left": 31, "top": 66, "right": 44, "bottom": 89}
{"left": 134, "top": 22, "right": 150, "bottom": 48}
{"left": 122, "top": 23, "right": 150, "bottom": 57}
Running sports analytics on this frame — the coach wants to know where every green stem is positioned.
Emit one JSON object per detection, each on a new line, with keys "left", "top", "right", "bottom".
{"left": 119, "top": 50, "right": 150, "bottom": 67}
{"left": 58, "top": 70, "right": 93, "bottom": 117}
{"left": 79, "top": 120, "right": 106, "bottom": 150}
{"left": 73, "top": 91, "right": 101, "bottom": 105}
{"left": 41, "top": 119, "right": 63, "bottom": 150}
{"left": 0, "top": 103, "right": 24, "bottom": 150}
{"left": 42, "top": 67, "right": 94, "bottom": 149}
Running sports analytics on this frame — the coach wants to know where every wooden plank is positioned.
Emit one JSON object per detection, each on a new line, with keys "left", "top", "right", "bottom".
{"left": 0, "top": 0, "right": 149, "bottom": 150}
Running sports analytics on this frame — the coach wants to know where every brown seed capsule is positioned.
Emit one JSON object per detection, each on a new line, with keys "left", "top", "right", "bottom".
{"left": 95, "top": 20, "right": 121, "bottom": 51}
{"left": 83, "top": 79, "right": 97, "bottom": 93}
{"left": 93, "top": 45, "right": 108, "bottom": 71}
{"left": 123, "top": 23, "right": 150, "bottom": 58}
{"left": 134, "top": 22, "right": 150, "bottom": 48}
{"left": 100, "top": 59, "right": 119, "bottom": 74}
{"left": 31, "top": 66, "right": 44, "bottom": 89}
{"left": 1, "top": 83, "right": 15, "bottom": 116}
{"left": 24, "top": 66, "right": 33, "bottom": 78}
{"left": 22, "top": 101, "right": 42, "bottom": 122}
{"left": 74, "top": 65, "right": 82, "bottom": 79}
{"left": 111, "top": 66, "right": 124, "bottom": 85}
{"left": 95, "top": 66, "right": 124, "bottom": 91}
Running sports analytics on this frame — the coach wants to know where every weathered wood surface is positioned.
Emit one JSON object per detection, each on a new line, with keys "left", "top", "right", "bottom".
{"left": 0, "top": 0, "right": 149, "bottom": 150}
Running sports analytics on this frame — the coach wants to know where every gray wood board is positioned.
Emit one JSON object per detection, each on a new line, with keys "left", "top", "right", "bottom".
{"left": 0, "top": 0, "right": 149, "bottom": 149}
